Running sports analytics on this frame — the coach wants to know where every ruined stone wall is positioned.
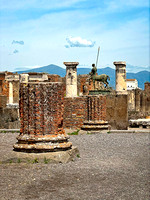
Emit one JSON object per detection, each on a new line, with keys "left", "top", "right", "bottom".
{"left": 128, "top": 83, "right": 150, "bottom": 119}
{"left": 144, "top": 82, "right": 150, "bottom": 116}
{"left": 48, "top": 74, "right": 62, "bottom": 82}
{"left": 20, "top": 82, "right": 65, "bottom": 135}
{"left": 0, "top": 74, "right": 9, "bottom": 99}
{"left": 0, "top": 95, "right": 7, "bottom": 108}
{"left": 77, "top": 75, "right": 90, "bottom": 95}
{"left": 145, "top": 82, "right": 150, "bottom": 92}
{"left": 63, "top": 97, "right": 87, "bottom": 129}
{"left": 0, "top": 107, "right": 20, "bottom": 129}
{"left": 106, "top": 94, "right": 128, "bottom": 129}
{"left": 77, "top": 75, "right": 97, "bottom": 96}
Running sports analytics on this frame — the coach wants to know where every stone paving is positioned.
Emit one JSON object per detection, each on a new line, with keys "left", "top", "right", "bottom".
{"left": 0, "top": 132, "right": 149, "bottom": 200}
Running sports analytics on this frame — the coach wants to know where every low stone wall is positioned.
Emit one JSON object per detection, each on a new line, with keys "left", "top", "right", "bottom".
{"left": 0, "top": 107, "right": 20, "bottom": 129}
{"left": 106, "top": 94, "right": 128, "bottom": 130}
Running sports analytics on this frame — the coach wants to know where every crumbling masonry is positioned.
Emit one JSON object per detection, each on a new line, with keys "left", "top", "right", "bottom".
{"left": 14, "top": 81, "right": 72, "bottom": 152}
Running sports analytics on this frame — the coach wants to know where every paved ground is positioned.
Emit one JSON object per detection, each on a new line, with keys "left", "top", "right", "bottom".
{"left": 0, "top": 132, "right": 149, "bottom": 200}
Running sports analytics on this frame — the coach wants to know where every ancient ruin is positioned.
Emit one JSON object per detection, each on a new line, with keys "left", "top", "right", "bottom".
{"left": 114, "top": 61, "right": 127, "bottom": 94}
{"left": 0, "top": 61, "right": 149, "bottom": 131}
{"left": 64, "top": 62, "right": 79, "bottom": 98}
{"left": 13, "top": 76, "right": 72, "bottom": 152}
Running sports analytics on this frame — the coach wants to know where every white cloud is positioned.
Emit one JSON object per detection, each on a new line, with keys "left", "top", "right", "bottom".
{"left": 65, "top": 36, "right": 95, "bottom": 48}
{"left": 12, "top": 40, "right": 24, "bottom": 45}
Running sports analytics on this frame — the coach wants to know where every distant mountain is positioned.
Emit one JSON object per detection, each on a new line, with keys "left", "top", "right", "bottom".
{"left": 126, "top": 64, "right": 149, "bottom": 73}
{"left": 16, "top": 64, "right": 150, "bottom": 90}
{"left": 16, "top": 64, "right": 66, "bottom": 77}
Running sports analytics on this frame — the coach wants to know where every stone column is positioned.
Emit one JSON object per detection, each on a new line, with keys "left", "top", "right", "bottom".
{"left": 64, "top": 62, "right": 79, "bottom": 97}
{"left": 8, "top": 81, "right": 13, "bottom": 104}
{"left": 114, "top": 61, "right": 127, "bottom": 94}
{"left": 13, "top": 82, "right": 72, "bottom": 152}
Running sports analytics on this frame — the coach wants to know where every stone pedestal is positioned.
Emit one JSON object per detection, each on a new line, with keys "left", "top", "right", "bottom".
{"left": 64, "top": 62, "right": 79, "bottom": 98}
{"left": 81, "top": 95, "right": 109, "bottom": 132}
{"left": 114, "top": 61, "right": 127, "bottom": 94}
{"left": 87, "top": 95, "right": 106, "bottom": 121}
{"left": 13, "top": 82, "right": 72, "bottom": 152}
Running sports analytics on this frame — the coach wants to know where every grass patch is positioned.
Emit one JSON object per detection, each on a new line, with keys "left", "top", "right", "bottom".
{"left": 11, "top": 131, "right": 16, "bottom": 133}
{"left": 17, "top": 158, "right": 21, "bottom": 163}
{"left": 68, "top": 129, "right": 80, "bottom": 135}
{"left": 1, "top": 131, "right": 7, "bottom": 133}
{"left": 76, "top": 154, "right": 80, "bottom": 158}
{"left": 32, "top": 158, "right": 39, "bottom": 164}
{"left": 87, "top": 132, "right": 92, "bottom": 135}
{"left": 44, "top": 157, "right": 51, "bottom": 164}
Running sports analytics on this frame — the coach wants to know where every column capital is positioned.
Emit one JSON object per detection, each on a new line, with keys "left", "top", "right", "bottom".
{"left": 113, "top": 61, "right": 126, "bottom": 66}
{"left": 63, "top": 62, "right": 79, "bottom": 67}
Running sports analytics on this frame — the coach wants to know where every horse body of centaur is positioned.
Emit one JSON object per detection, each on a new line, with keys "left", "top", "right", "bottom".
{"left": 91, "top": 74, "right": 110, "bottom": 88}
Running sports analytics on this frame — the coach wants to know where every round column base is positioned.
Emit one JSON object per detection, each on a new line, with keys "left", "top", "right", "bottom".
{"left": 13, "top": 134, "right": 72, "bottom": 152}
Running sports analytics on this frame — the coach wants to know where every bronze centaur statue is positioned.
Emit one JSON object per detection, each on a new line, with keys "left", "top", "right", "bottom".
{"left": 89, "top": 64, "right": 110, "bottom": 88}
{"left": 91, "top": 74, "right": 110, "bottom": 88}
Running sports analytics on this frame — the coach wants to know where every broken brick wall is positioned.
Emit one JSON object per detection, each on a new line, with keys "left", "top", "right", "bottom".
{"left": 63, "top": 95, "right": 106, "bottom": 129}
{"left": 63, "top": 97, "right": 87, "bottom": 129}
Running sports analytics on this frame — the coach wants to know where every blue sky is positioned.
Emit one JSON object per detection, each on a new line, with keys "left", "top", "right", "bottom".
{"left": 0, "top": 0, "right": 149, "bottom": 72}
